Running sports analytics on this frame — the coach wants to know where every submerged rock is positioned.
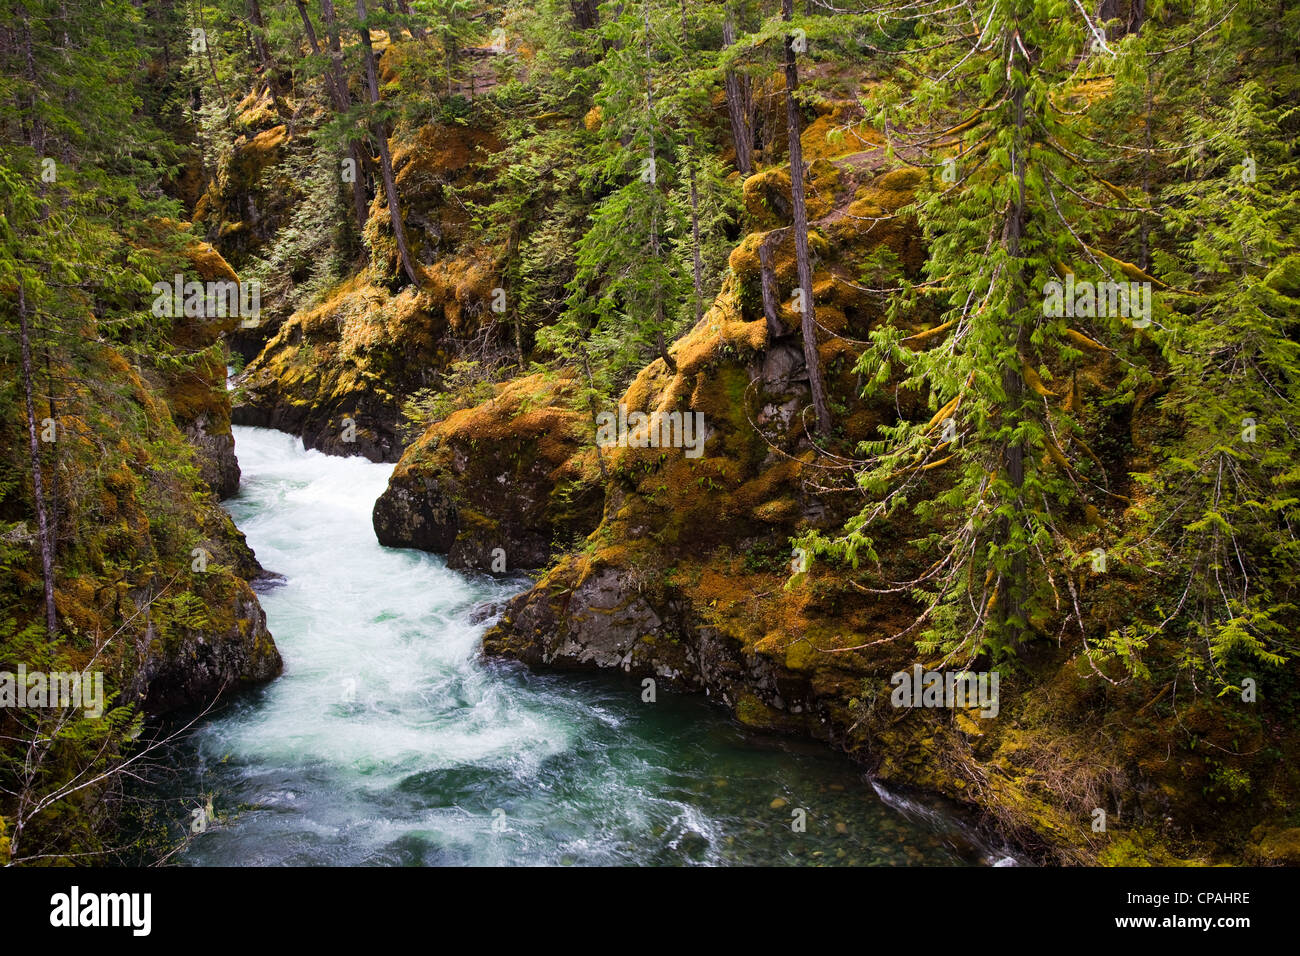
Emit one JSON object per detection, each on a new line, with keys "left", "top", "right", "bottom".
{"left": 252, "top": 570, "right": 287, "bottom": 592}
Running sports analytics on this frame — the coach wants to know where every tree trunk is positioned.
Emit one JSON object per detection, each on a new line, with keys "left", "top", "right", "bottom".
{"left": 296, "top": 1, "right": 370, "bottom": 237}
{"left": 196, "top": 0, "right": 231, "bottom": 111}
{"left": 357, "top": 0, "right": 420, "bottom": 286}
{"left": 295, "top": 2, "right": 339, "bottom": 108}
{"left": 579, "top": 347, "right": 609, "bottom": 481}
{"left": 644, "top": 0, "right": 675, "bottom": 370}
{"left": 1098, "top": 0, "right": 1145, "bottom": 35}
{"left": 758, "top": 232, "right": 785, "bottom": 340}
{"left": 679, "top": 0, "right": 704, "bottom": 323}
{"left": 43, "top": 347, "right": 58, "bottom": 562}
{"left": 687, "top": 139, "right": 705, "bottom": 324}
{"left": 570, "top": 0, "right": 599, "bottom": 29}
{"left": 996, "top": 45, "right": 1030, "bottom": 647}
{"left": 781, "top": 0, "right": 830, "bottom": 436}
{"left": 18, "top": 284, "right": 57, "bottom": 640}
{"left": 1139, "top": 73, "right": 1152, "bottom": 271}
{"left": 318, "top": 0, "right": 373, "bottom": 241}
{"left": 247, "top": 0, "right": 274, "bottom": 76}
{"left": 722, "top": 6, "right": 754, "bottom": 176}
{"left": 395, "top": 0, "right": 425, "bottom": 39}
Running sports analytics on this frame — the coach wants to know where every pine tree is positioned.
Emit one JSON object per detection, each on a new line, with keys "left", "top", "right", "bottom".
{"left": 295, "top": 0, "right": 372, "bottom": 239}
{"left": 1119, "top": 10, "right": 1299, "bottom": 685}
{"left": 543, "top": 0, "right": 692, "bottom": 384}
{"left": 807, "top": 0, "right": 1160, "bottom": 662}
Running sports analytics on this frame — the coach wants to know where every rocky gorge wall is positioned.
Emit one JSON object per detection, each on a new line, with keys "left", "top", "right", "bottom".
{"left": 202, "top": 57, "right": 1300, "bottom": 865}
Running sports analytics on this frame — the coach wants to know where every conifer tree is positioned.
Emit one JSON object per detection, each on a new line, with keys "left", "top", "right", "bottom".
{"left": 543, "top": 0, "right": 692, "bottom": 383}
{"left": 806, "top": 0, "right": 1160, "bottom": 661}
{"left": 1118, "top": 7, "right": 1299, "bottom": 684}
{"left": 295, "top": 0, "right": 373, "bottom": 239}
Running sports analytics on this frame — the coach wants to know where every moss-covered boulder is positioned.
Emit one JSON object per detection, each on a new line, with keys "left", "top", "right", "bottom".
{"left": 129, "top": 219, "right": 251, "bottom": 498}
{"left": 230, "top": 252, "right": 498, "bottom": 462}
{"left": 482, "top": 151, "right": 922, "bottom": 701}
{"left": 161, "top": 233, "right": 246, "bottom": 499}
{"left": 126, "top": 579, "right": 281, "bottom": 714}
{"left": 373, "top": 373, "right": 603, "bottom": 571}
{"left": 480, "top": 272, "right": 876, "bottom": 707}
{"left": 233, "top": 275, "right": 429, "bottom": 461}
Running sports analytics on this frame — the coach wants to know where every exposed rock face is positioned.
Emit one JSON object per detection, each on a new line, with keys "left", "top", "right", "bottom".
{"left": 185, "top": 420, "right": 241, "bottom": 500}
{"left": 141, "top": 226, "right": 247, "bottom": 499}
{"left": 193, "top": 91, "right": 296, "bottom": 270}
{"left": 15, "top": 214, "right": 282, "bottom": 709}
{"left": 371, "top": 474, "right": 458, "bottom": 554}
{"left": 483, "top": 562, "right": 825, "bottom": 738}
{"left": 480, "top": 268, "right": 872, "bottom": 743}
{"left": 230, "top": 277, "right": 451, "bottom": 463}
{"left": 127, "top": 581, "right": 282, "bottom": 715}
{"left": 373, "top": 374, "right": 604, "bottom": 571}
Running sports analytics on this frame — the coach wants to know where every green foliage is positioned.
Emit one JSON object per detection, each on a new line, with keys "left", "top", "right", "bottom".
{"left": 0, "top": 0, "right": 268, "bottom": 865}
{"left": 399, "top": 359, "right": 500, "bottom": 439}
{"left": 537, "top": 0, "right": 739, "bottom": 391}
{"left": 242, "top": 143, "right": 352, "bottom": 317}
{"left": 1125, "top": 70, "right": 1300, "bottom": 683}
{"left": 807, "top": 0, "right": 1149, "bottom": 661}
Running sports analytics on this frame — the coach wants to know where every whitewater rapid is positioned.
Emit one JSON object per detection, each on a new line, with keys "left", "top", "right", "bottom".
{"left": 172, "top": 425, "right": 984, "bottom": 866}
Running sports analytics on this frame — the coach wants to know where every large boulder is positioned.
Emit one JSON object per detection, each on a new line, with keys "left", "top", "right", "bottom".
{"left": 126, "top": 579, "right": 282, "bottom": 715}
{"left": 373, "top": 374, "right": 604, "bottom": 571}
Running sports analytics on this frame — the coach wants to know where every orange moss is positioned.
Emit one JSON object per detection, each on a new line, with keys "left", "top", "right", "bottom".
{"left": 799, "top": 101, "right": 883, "bottom": 163}
{"left": 237, "top": 125, "right": 288, "bottom": 170}
{"left": 669, "top": 280, "right": 768, "bottom": 378}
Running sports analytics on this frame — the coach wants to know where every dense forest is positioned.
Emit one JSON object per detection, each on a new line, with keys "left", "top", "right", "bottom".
{"left": 1, "top": 0, "right": 1298, "bottom": 868}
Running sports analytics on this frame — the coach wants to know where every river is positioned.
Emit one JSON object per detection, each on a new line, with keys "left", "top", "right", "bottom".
{"left": 165, "top": 424, "right": 1000, "bottom": 866}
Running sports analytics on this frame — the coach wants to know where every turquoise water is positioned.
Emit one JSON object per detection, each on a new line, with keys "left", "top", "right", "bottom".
{"left": 167, "top": 425, "right": 997, "bottom": 866}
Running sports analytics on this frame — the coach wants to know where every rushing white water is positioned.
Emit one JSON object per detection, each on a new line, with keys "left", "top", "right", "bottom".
{"left": 172, "top": 425, "right": 987, "bottom": 866}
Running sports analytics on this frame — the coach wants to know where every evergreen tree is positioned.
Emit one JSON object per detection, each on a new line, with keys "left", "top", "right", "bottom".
{"left": 1118, "top": 7, "right": 1299, "bottom": 686}
{"left": 542, "top": 0, "right": 693, "bottom": 386}
{"left": 806, "top": 0, "right": 1161, "bottom": 662}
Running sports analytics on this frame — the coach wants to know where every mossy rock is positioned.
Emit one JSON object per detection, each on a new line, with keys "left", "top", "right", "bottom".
{"left": 373, "top": 374, "right": 604, "bottom": 571}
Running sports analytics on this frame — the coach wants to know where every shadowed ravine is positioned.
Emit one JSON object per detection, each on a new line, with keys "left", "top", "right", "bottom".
{"left": 164, "top": 425, "right": 1000, "bottom": 866}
